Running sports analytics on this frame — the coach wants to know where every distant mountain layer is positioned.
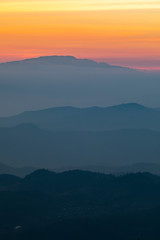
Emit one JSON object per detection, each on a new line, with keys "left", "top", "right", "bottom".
{"left": 54, "top": 162, "right": 160, "bottom": 176}
{"left": 1, "top": 162, "right": 160, "bottom": 177}
{"left": 0, "top": 55, "right": 127, "bottom": 70}
{"left": 1, "top": 170, "right": 160, "bottom": 239}
{"left": 0, "top": 162, "right": 35, "bottom": 177}
{"left": 1, "top": 123, "right": 160, "bottom": 168}
{"left": 0, "top": 55, "right": 160, "bottom": 116}
{"left": 0, "top": 103, "right": 160, "bottom": 131}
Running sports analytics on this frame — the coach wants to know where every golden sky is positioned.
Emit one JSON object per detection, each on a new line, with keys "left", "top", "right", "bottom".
{"left": 0, "top": 0, "right": 160, "bottom": 69}
{"left": 1, "top": 0, "right": 160, "bottom": 11}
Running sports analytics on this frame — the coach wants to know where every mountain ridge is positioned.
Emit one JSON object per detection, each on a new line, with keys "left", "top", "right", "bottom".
{"left": 0, "top": 55, "right": 133, "bottom": 71}
{"left": 0, "top": 103, "right": 148, "bottom": 119}
{"left": 0, "top": 103, "right": 158, "bottom": 131}
{"left": 1, "top": 55, "right": 159, "bottom": 117}
{"left": 18, "top": 103, "right": 150, "bottom": 115}
{"left": 1, "top": 161, "right": 160, "bottom": 177}
{"left": 1, "top": 169, "right": 160, "bottom": 240}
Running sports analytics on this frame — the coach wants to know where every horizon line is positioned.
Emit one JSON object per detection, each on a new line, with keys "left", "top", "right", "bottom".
{"left": 0, "top": 54, "right": 157, "bottom": 72}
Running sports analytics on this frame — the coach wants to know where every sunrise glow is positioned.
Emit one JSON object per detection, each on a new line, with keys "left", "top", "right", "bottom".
{"left": 1, "top": 0, "right": 160, "bottom": 69}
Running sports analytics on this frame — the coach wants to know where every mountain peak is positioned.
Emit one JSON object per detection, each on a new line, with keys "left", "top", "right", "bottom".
{"left": 23, "top": 55, "right": 112, "bottom": 68}
{"left": 108, "top": 103, "right": 148, "bottom": 111}
{"left": 1, "top": 55, "right": 114, "bottom": 69}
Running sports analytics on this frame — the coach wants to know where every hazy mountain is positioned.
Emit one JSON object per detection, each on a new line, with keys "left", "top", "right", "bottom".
{"left": 54, "top": 162, "right": 160, "bottom": 176}
{"left": 1, "top": 161, "right": 160, "bottom": 177}
{"left": 0, "top": 55, "right": 136, "bottom": 71}
{"left": 0, "top": 55, "right": 115, "bottom": 69}
{"left": 1, "top": 170, "right": 160, "bottom": 239}
{"left": 1, "top": 124, "right": 160, "bottom": 168}
{"left": 0, "top": 56, "right": 160, "bottom": 116}
{"left": 113, "top": 162, "right": 160, "bottom": 175}
{"left": 1, "top": 103, "right": 160, "bottom": 131}
{"left": 0, "top": 162, "right": 35, "bottom": 177}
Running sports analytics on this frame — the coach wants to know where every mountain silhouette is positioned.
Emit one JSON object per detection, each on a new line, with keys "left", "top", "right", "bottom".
{"left": 0, "top": 162, "right": 35, "bottom": 177}
{"left": 0, "top": 103, "right": 160, "bottom": 131}
{"left": 1, "top": 55, "right": 160, "bottom": 116}
{"left": 0, "top": 55, "right": 127, "bottom": 70}
{"left": 1, "top": 170, "right": 160, "bottom": 240}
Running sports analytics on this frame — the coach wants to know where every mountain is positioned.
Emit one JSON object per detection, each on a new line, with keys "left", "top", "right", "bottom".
{"left": 20, "top": 169, "right": 160, "bottom": 196}
{"left": 1, "top": 124, "right": 160, "bottom": 168}
{"left": 55, "top": 162, "right": 160, "bottom": 176}
{"left": 1, "top": 103, "right": 160, "bottom": 131}
{"left": 0, "top": 55, "right": 160, "bottom": 116}
{"left": 0, "top": 55, "right": 129, "bottom": 70}
{"left": 1, "top": 160, "right": 160, "bottom": 177}
{"left": 1, "top": 170, "right": 160, "bottom": 239}
{"left": 0, "top": 162, "right": 35, "bottom": 177}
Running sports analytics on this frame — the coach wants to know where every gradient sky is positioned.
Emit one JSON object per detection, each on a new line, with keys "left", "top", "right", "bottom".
{"left": 1, "top": 0, "right": 160, "bottom": 69}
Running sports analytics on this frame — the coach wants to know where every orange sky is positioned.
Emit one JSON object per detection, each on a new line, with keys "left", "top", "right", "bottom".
{"left": 0, "top": 0, "right": 160, "bottom": 69}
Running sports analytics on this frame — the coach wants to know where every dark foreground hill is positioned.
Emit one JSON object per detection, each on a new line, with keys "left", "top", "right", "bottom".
{"left": 1, "top": 124, "right": 160, "bottom": 168}
{"left": 2, "top": 162, "right": 160, "bottom": 177}
{"left": 1, "top": 170, "right": 160, "bottom": 239}
{"left": 1, "top": 103, "right": 160, "bottom": 131}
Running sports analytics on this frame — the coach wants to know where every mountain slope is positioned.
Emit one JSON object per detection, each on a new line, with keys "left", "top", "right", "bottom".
{"left": 0, "top": 55, "right": 128, "bottom": 70}
{"left": 0, "top": 162, "right": 35, "bottom": 177}
{"left": 1, "top": 124, "right": 160, "bottom": 168}
{"left": 1, "top": 170, "right": 160, "bottom": 240}
{"left": 0, "top": 103, "right": 160, "bottom": 131}
{"left": 0, "top": 55, "right": 160, "bottom": 116}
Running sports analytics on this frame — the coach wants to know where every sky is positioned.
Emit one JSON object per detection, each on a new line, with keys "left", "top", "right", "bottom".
{"left": 0, "top": 0, "right": 160, "bottom": 69}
